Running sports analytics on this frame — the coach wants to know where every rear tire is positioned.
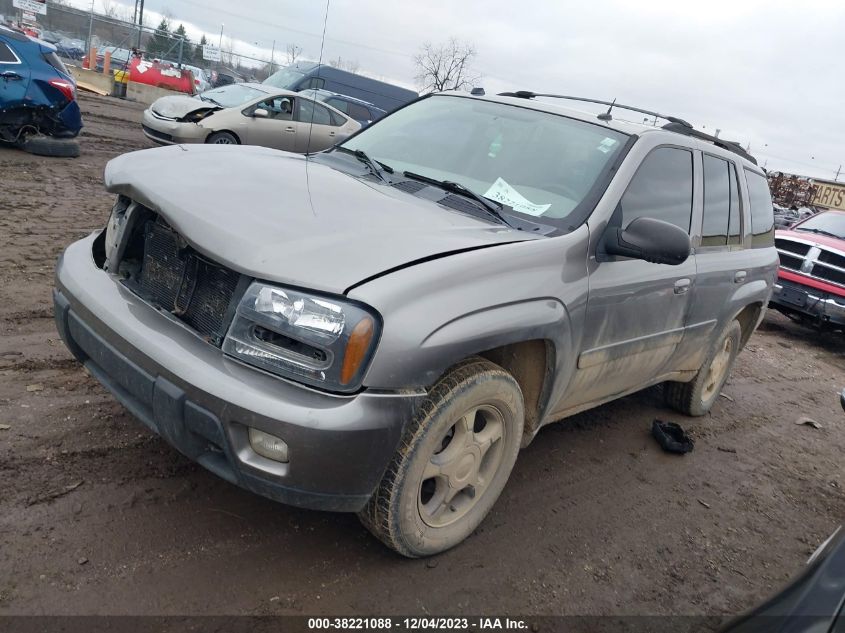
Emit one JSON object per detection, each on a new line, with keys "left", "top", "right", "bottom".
{"left": 206, "top": 131, "right": 238, "bottom": 145}
{"left": 21, "top": 135, "right": 80, "bottom": 158}
{"left": 665, "top": 320, "right": 742, "bottom": 416}
{"left": 358, "top": 358, "right": 524, "bottom": 557}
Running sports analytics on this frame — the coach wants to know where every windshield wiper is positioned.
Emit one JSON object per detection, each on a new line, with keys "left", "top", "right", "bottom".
{"left": 335, "top": 147, "right": 392, "bottom": 182}
{"left": 402, "top": 171, "right": 513, "bottom": 227}
{"left": 795, "top": 227, "right": 843, "bottom": 239}
{"left": 199, "top": 95, "right": 222, "bottom": 107}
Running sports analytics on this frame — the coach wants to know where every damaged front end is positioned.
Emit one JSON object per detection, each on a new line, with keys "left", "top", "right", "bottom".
{"left": 149, "top": 95, "right": 219, "bottom": 123}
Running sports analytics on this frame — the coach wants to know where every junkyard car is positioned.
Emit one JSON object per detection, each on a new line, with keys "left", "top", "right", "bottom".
{"left": 141, "top": 82, "right": 360, "bottom": 151}
{"left": 770, "top": 210, "right": 845, "bottom": 330}
{"left": 55, "top": 91, "right": 777, "bottom": 557}
{"left": 0, "top": 25, "right": 82, "bottom": 155}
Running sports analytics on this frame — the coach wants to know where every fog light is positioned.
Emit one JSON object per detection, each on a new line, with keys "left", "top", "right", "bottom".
{"left": 248, "top": 428, "right": 289, "bottom": 463}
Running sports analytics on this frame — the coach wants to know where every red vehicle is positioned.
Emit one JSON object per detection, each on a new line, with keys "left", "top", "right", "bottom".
{"left": 770, "top": 209, "right": 845, "bottom": 329}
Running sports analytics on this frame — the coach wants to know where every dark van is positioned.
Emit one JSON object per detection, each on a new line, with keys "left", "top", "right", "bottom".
{"left": 263, "top": 62, "right": 417, "bottom": 113}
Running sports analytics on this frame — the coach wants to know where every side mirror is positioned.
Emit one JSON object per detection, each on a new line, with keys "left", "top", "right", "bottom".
{"left": 603, "top": 216, "right": 690, "bottom": 265}
{"left": 253, "top": 108, "right": 269, "bottom": 118}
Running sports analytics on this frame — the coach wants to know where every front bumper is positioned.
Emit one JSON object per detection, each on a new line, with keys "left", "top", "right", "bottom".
{"left": 141, "top": 108, "right": 209, "bottom": 145}
{"left": 770, "top": 277, "right": 845, "bottom": 327}
{"left": 54, "top": 234, "right": 422, "bottom": 512}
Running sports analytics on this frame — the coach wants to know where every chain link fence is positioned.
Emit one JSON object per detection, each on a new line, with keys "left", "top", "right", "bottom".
{"left": 0, "top": 0, "right": 277, "bottom": 85}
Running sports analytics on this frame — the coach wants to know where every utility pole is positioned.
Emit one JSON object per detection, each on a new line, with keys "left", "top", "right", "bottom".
{"left": 86, "top": 0, "right": 94, "bottom": 59}
{"left": 136, "top": 0, "right": 145, "bottom": 50}
{"left": 270, "top": 39, "right": 275, "bottom": 75}
{"left": 218, "top": 23, "right": 224, "bottom": 69}
{"left": 836, "top": 165, "right": 842, "bottom": 182}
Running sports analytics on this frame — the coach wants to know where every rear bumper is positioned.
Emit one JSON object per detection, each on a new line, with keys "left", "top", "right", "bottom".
{"left": 54, "top": 234, "right": 422, "bottom": 512}
{"left": 770, "top": 277, "right": 845, "bottom": 327}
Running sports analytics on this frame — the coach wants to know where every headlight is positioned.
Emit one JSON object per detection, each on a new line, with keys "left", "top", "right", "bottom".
{"left": 104, "top": 196, "right": 137, "bottom": 273}
{"left": 222, "top": 282, "right": 380, "bottom": 392}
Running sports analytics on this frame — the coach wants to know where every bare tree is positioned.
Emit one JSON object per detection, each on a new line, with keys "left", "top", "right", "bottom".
{"left": 328, "top": 56, "right": 360, "bottom": 74}
{"left": 285, "top": 43, "right": 302, "bottom": 65}
{"left": 414, "top": 38, "right": 480, "bottom": 92}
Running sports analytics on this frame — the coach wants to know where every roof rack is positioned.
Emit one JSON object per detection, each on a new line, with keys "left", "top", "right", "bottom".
{"left": 497, "top": 91, "right": 757, "bottom": 165}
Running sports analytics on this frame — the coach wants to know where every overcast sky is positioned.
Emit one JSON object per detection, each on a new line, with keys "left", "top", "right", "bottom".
{"left": 70, "top": 0, "right": 843, "bottom": 181}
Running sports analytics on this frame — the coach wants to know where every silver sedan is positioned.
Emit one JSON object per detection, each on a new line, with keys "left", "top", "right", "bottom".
{"left": 141, "top": 83, "right": 361, "bottom": 152}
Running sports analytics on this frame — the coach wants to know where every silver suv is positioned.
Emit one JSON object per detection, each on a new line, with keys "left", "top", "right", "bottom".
{"left": 54, "top": 91, "right": 778, "bottom": 557}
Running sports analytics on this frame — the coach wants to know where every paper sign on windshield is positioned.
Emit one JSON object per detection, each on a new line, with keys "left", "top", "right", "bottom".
{"left": 483, "top": 178, "right": 551, "bottom": 217}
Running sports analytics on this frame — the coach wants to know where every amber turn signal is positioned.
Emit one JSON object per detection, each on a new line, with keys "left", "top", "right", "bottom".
{"left": 340, "top": 317, "right": 375, "bottom": 385}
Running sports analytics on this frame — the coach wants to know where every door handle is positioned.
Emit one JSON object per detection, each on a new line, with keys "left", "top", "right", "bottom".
{"left": 674, "top": 278, "right": 691, "bottom": 295}
{"left": 734, "top": 270, "right": 747, "bottom": 284}
{"left": 1, "top": 71, "right": 23, "bottom": 80}
{"left": 284, "top": 127, "right": 295, "bottom": 133}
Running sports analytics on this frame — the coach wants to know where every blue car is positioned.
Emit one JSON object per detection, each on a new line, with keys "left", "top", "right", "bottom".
{"left": 0, "top": 24, "right": 82, "bottom": 151}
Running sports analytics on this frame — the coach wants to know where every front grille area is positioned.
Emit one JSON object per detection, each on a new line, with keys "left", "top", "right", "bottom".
{"left": 128, "top": 219, "right": 241, "bottom": 345}
{"left": 776, "top": 235, "right": 845, "bottom": 289}
{"left": 778, "top": 253, "right": 804, "bottom": 271}
{"left": 775, "top": 238, "right": 811, "bottom": 256}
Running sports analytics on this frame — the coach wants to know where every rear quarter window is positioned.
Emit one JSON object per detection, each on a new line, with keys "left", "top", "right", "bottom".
{"left": 43, "top": 51, "right": 69, "bottom": 76}
{"left": 745, "top": 169, "right": 775, "bottom": 247}
{"left": 0, "top": 41, "right": 20, "bottom": 63}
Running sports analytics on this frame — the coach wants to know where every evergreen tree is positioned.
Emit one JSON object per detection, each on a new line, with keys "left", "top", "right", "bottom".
{"left": 194, "top": 34, "right": 208, "bottom": 64}
{"left": 146, "top": 18, "right": 171, "bottom": 60}
{"left": 173, "top": 24, "right": 191, "bottom": 64}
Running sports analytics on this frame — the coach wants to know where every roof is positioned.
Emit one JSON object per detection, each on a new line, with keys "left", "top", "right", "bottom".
{"left": 445, "top": 91, "right": 759, "bottom": 169}
{"left": 0, "top": 24, "right": 28, "bottom": 42}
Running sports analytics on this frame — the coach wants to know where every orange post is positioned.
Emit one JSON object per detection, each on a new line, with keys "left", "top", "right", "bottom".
{"left": 103, "top": 50, "right": 111, "bottom": 75}
{"left": 87, "top": 47, "right": 97, "bottom": 70}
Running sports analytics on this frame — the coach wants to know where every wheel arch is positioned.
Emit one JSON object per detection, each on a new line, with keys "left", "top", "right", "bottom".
{"left": 731, "top": 301, "right": 765, "bottom": 349}
{"left": 477, "top": 339, "right": 555, "bottom": 447}
{"left": 205, "top": 129, "right": 241, "bottom": 144}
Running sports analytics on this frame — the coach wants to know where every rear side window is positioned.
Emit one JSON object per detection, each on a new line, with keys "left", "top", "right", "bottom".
{"left": 0, "top": 41, "right": 19, "bottom": 63}
{"left": 745, "top": 170, "right": 775, "bottom": 247}
{"left": 347, "top": 102, "right": 372, "bottom": 122}
{"left": 297, "top": 99, "right": 333, "bottom": 126}
{"left": 325, "top": 97, "right": 348, "bottom": 113}
{"left": 43, "top": 51, "right": 69, "bottom": 77}
{"left": 702, "top": 154, "right": 731, "bottom": 246}
{"left": 701, "top": 155, "right": 743, "bottom": 247}
{"left": 620, "top": 147, "right": 693, "bottom": 232}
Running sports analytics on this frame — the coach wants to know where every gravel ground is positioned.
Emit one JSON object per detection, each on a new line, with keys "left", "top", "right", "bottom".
{"left": 0, "top": 92, "right": 843, "bottom": 618}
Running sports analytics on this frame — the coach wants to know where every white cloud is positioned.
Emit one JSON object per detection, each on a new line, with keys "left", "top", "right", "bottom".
{"left": 66, "top": 0, "right": 844, "bottom": 180}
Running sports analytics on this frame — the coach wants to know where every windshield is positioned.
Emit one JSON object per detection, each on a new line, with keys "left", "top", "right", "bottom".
{"left": 340, "top": 95, "right": 628, "bottom": 224}
{"left": 200, "top": 84, "right": 267, "bottom": 108}
{"left": 794, "top": 211, "right": 845, "bottom": 239}
{"left": 263, "top": 66, "right": 307, "bottom": 89}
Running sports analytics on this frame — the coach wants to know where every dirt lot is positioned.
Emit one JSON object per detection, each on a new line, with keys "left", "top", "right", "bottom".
{"left": 0, "top": 93, "right": 844, "bottom": 619}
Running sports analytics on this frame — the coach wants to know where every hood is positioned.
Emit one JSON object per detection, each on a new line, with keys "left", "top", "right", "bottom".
{"left": 150, "top": 94, "right": 210, "bottom": 120}
{"left": 104, "top": 145, "right": 536, "bottom": 294}
{"left": 776, "top": 228, "right": 845, "bottom": 252}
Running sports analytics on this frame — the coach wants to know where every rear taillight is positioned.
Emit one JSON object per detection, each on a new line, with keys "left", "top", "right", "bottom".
{"left": 49, "top": 78, "right": 76, "bottom": 102}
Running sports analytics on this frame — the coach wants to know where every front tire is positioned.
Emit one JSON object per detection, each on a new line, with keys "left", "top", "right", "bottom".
{"left": 665, "top": 320, "right": 742, "bottom": 416}
{"left": 206, "top": 131, "right": 238, "bottom": 145}
{"left": 358, "top": 358, "right": 524, "bottom": 557}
